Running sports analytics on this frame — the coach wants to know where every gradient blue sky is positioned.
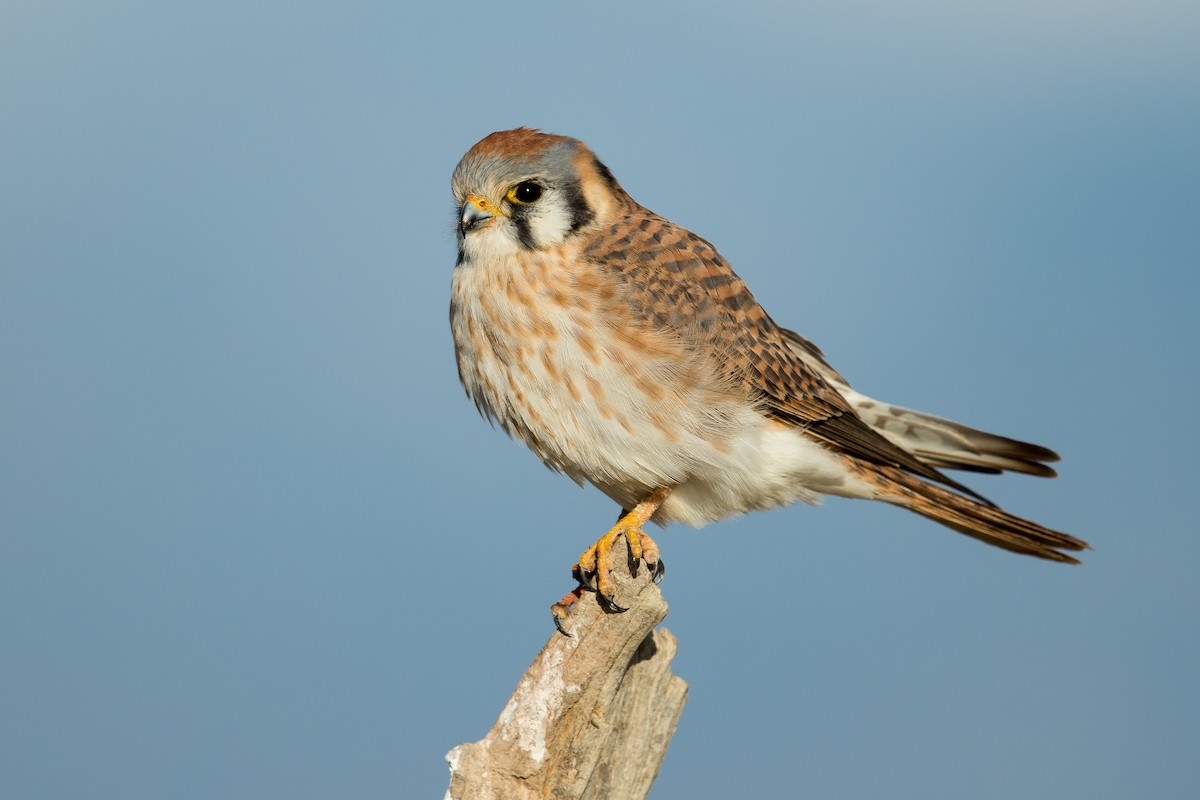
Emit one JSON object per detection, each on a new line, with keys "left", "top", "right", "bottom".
{"left": 3, "top": 2, "right": 1198, "bottom": 798}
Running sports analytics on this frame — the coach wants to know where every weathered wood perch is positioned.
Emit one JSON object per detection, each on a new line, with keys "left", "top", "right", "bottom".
{"left": 445, "top": 535, "right": 688, "bottom": 800}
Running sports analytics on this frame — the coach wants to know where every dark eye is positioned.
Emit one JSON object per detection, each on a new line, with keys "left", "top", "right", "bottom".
{"left": 507, "top": 181, "right": 544, "bottom": 205}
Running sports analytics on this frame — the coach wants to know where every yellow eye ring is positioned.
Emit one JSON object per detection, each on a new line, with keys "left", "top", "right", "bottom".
{"left": 507, "top": 181, "right": 544, "bottom": 205}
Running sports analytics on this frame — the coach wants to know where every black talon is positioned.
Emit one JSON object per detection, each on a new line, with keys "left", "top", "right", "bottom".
{"left": 573, "top": 565, "right": 602, "bottom": 592}
{"left": 552, "top": 612, "right": 574, "bottom": 637}
{"left": 597, "top": 593, "right": 627, "bottom": 613}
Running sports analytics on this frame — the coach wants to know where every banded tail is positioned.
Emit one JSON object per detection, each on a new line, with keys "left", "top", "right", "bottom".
{"left": 861, "top": 461, "right": 1088, "bottom": 562}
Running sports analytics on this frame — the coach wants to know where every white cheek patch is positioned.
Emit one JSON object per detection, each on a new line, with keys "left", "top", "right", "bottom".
{"left": 523, "top": 192, "right": 574, "bottom": 248}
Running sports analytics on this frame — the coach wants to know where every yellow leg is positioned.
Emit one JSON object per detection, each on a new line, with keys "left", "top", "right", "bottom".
{"left": 551, "top": 487, "right": 672, "bottom": 632}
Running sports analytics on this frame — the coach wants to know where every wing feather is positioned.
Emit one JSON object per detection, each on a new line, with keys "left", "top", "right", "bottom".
{"left": 777, "top": 328, "right": 1061, "bottom": 478}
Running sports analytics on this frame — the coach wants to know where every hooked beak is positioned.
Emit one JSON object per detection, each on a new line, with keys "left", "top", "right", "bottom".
{"left": 460, "top": 194, "right": 498, "bottom": 234}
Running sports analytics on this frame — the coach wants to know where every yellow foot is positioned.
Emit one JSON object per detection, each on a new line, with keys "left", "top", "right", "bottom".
{"left": 549, "top": 487, "right": 672, "bottom": 634}
{"left": 575, "top": 521, "right": 663, "bottom": 608}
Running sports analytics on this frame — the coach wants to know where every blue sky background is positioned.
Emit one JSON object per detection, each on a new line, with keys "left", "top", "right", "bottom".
{"left": 2, "top": 2, "right": 1198, "bottom": 798}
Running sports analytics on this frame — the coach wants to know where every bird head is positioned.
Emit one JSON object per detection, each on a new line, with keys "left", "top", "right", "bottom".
{"left": 451, "top": 128, "right": 634, "bottom": 261}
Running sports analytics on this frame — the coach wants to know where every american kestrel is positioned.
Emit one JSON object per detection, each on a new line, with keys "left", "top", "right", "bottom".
{"left": 449, "top": 128, "right": 1087, "bottom": 629}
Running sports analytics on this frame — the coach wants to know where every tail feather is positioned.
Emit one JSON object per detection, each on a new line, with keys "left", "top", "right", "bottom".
{"left": 856, "top": 461, "right": 1088, "bottom": 563}
{"left": 778, "top": 327, "right": 1084, "bottom": 560}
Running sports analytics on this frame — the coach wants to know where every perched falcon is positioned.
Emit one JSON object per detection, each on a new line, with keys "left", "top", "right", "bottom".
{"left": 448, "top": 128, "right": 1087, "bottom": 628}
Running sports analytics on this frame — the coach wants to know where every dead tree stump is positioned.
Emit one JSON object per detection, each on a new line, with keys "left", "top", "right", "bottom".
{"left": 445, "top": 536, "right": 688, "bottom": 800}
